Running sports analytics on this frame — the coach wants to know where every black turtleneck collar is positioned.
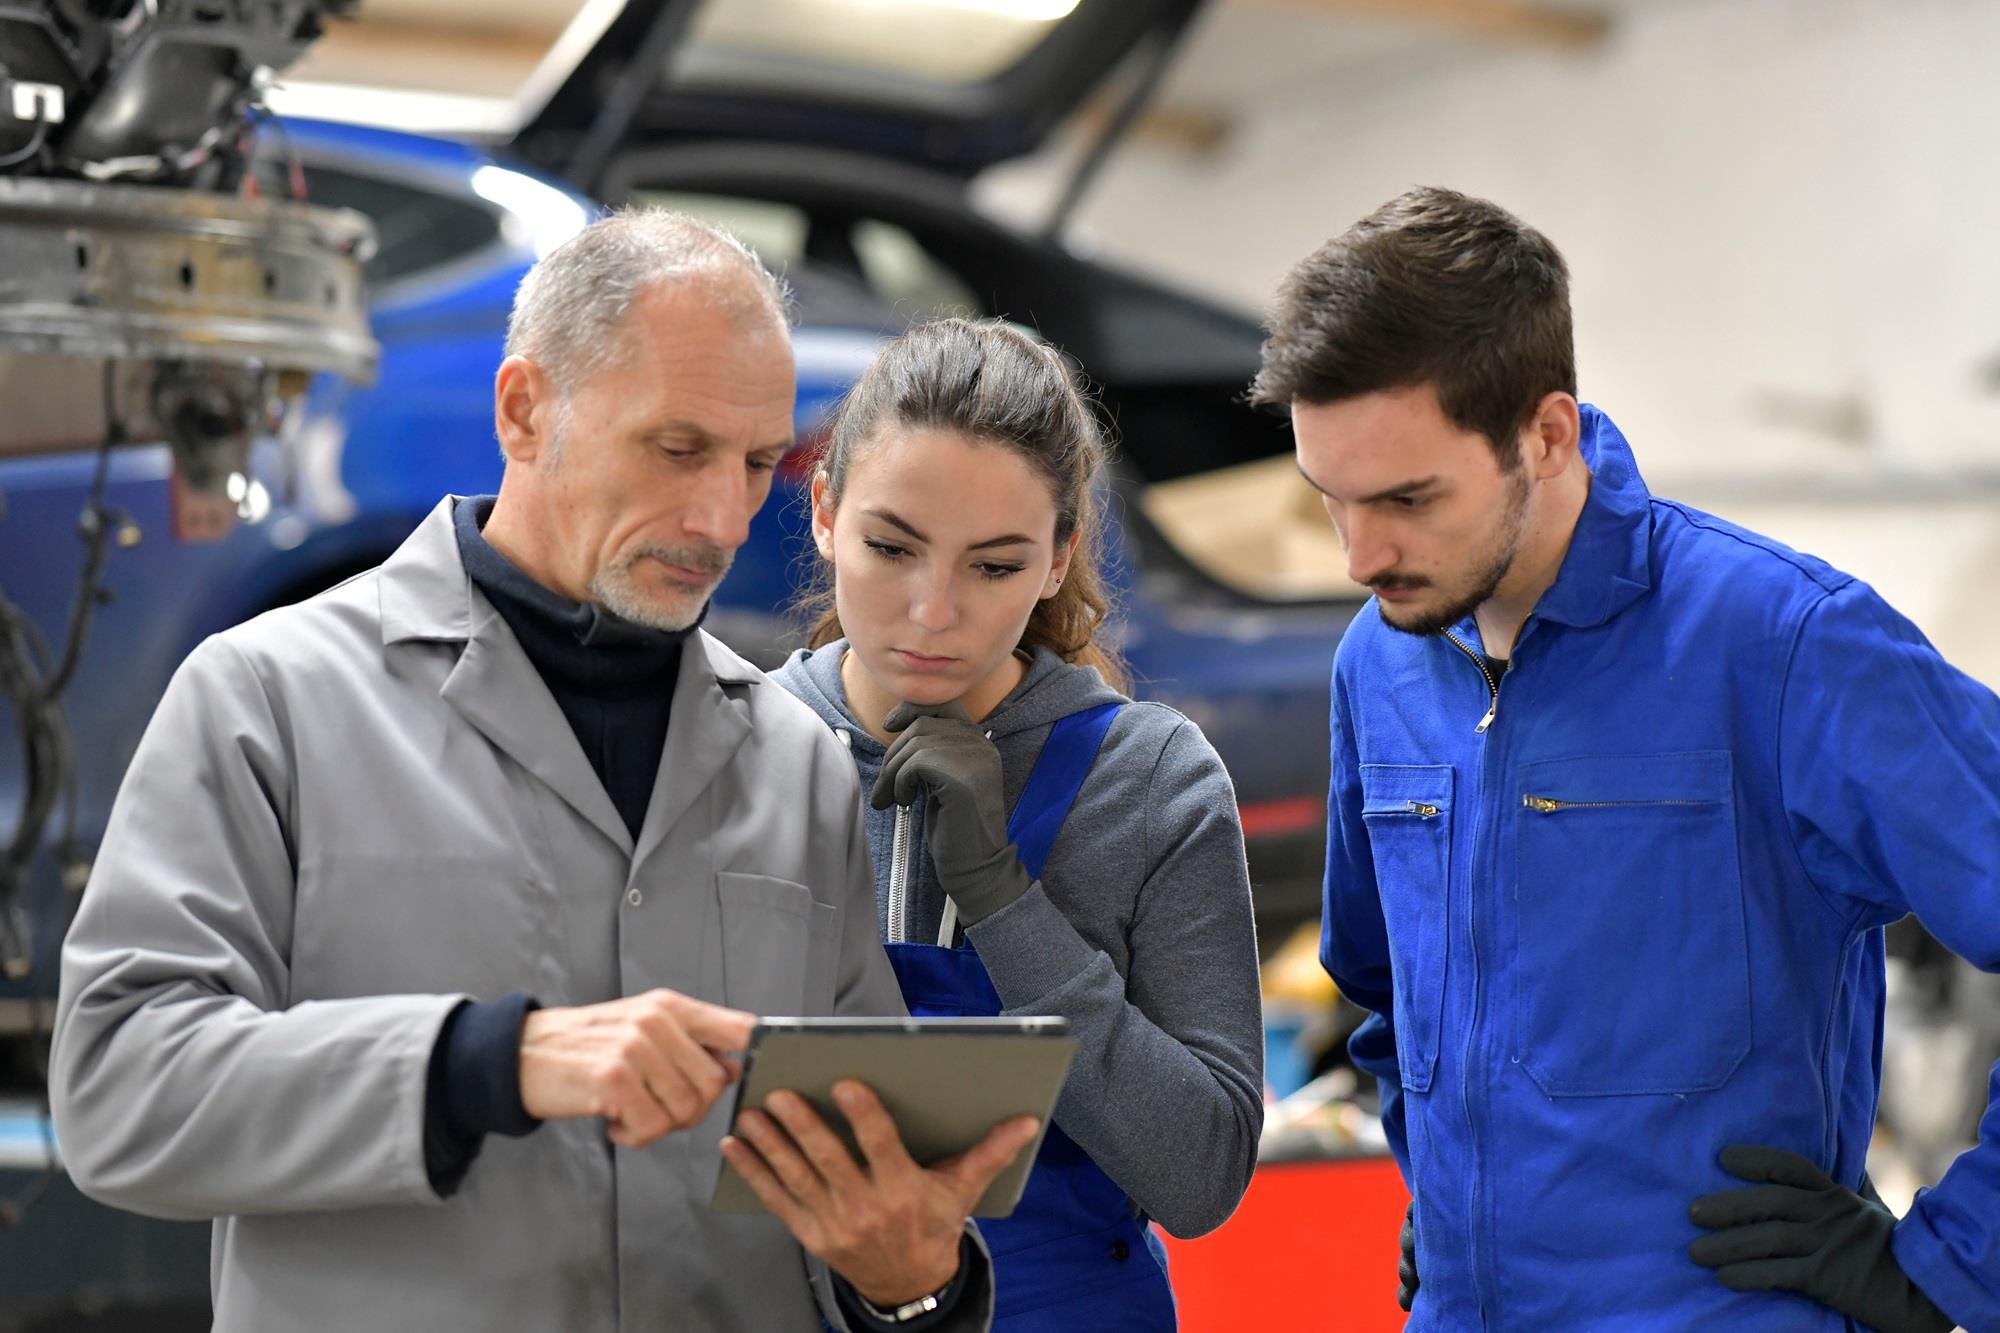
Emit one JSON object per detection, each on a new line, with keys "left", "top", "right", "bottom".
{"left": 453, "top": 495, "right": 696, "bottom": 839}
{"left": 453, "top": 494, "right": 699, "bottom": 670}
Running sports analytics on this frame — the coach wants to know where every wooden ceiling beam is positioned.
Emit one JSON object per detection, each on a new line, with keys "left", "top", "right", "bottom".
{"left": 302, "top": 19, "right": 558, "bottom": 64}
{"left": 288, "top": 17, "right": 560, "bottom": 93}
{"left": 1229, "top": 0, "right": 1613, "bottom": 51}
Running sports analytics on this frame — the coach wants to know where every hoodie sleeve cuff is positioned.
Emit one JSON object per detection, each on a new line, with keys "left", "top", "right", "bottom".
{"left": 963, "top": 882, "right": 1104, "bottom": 1007}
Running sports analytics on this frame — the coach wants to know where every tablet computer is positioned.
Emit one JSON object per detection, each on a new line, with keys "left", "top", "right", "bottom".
{"left": 710, "top": 1016, "right": 1077, "bottom": 1219}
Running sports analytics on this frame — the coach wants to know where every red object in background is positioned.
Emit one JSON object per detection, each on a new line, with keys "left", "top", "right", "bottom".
{"left": 1159, "top": 1154, "right": 1410, "bottom": 1332}
{"left": 1236, "top": 796, "right": 1326, "bottom": 839}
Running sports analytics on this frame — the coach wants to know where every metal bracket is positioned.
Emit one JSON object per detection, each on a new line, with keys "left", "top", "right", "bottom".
{"left": 7, "top": 81, "right": 65, "bottom": 125}
{"left": 0, "top": 176, "right": 377, "bottom": 379}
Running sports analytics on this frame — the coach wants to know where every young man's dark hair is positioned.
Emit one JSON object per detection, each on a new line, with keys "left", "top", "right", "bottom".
{"left": 1250, "top": 185, "right": 1576, "bottom": 465}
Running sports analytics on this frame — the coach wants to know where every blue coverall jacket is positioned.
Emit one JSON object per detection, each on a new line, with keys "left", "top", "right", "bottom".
{"left": 1323, "top": 405, "right": 2000, "bottom": 1331}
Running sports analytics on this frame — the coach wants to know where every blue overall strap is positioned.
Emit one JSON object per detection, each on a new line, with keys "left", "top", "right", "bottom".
{"left": 1005, "top": 702, "right": 1121, "bottom": 881}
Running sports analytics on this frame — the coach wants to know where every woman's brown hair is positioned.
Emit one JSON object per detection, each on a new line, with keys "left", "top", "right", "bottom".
{"left": 797, "top": 317, "right": 1128, "bottom": 694}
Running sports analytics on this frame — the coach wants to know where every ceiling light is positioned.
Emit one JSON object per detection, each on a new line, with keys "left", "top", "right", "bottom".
{"left": 906, "top": 0, "right": 1079, "bottom": 21}
{"left": 471, "top": 165, "right": 592, "bottom": 260}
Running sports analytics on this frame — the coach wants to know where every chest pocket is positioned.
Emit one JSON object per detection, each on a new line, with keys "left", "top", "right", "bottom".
{"left": 1360, "top": 764, "right": 1453, "bottom": 1094}
{"left": 1513, "top": 751, "right": 1750, "bottom": 1097}
{"left": 717, "top": 873, "right": 840, "bottom": 1016}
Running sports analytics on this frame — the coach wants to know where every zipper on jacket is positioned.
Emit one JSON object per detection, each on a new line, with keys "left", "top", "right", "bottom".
{"left": 1523, "top": 795, "right": 1711, "bottom": 814}
{"left": 1444, "top": 629, "right": 1500, "bottom": 733}
{"left": 1405, "top": 800, "right": 1440, "bottom": 817}
{"left": 1449, "top": 628, "right": 1499, "bottom": 1328}
{"left": 887, "top": 805, "right": 911, "bottom": 943}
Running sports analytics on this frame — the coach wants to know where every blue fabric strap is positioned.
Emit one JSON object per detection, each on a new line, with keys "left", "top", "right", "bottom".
{"left": 1005, "top": 702, "right": 1121, "bottom": 881}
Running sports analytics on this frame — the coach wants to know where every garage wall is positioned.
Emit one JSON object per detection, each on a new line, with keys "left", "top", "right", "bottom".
{"left": 985, "top": 0, "right": 2000, "bottom": 682}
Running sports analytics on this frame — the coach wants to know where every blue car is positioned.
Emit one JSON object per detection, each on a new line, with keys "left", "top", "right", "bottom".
{"left": 3, "top": 0, "right": 1358, "bottom": 960}
{"left": 0, "top": 1, "right": 1355, "bottom": 1316}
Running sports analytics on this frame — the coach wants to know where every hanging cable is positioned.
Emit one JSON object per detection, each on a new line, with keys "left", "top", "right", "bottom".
{"left": 0, "top": 360, "right": 134, "bottom": 1227}
{"left": 0, "top": 118, "right": 50, "bottom": 172}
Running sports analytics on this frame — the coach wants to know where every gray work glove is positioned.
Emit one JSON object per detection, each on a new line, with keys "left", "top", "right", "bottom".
{"left": 871, "top": 701, "right": 1032, "bottom": 925}
{"left": 1688, "top": 1145, "right": 1955, "bottom": 1333}
{"left": 1399, "top": 1200, "right": 1419, "bottom": 1312}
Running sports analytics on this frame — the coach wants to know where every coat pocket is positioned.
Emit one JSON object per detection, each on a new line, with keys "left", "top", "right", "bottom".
{"left": 1513, "top": 751, "right": 1750, "bottom": 1096}
{"left": 1360, "top": 764, "right": 1454, "bottom": 1094}
{"left": 716, "top": 872, "right": 830, "bottom": 1016}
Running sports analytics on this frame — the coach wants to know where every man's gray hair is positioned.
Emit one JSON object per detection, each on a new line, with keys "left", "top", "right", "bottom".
{"left": 503, "top": 207, "right": 791, "bottom": 402}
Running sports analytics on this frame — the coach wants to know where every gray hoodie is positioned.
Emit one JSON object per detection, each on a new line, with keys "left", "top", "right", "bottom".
{"left": 771, "top": 641, "right": 1263, "bottom": 1238}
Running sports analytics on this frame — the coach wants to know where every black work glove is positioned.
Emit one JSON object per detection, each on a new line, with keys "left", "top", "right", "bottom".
{"left": 1688, "top": 1145, "right": 1955, "bottom": 1333}
{"left": 871, "top": 701, "right": 1032, "bottom": 924}
{"left": 1398, "top": 1200, "right": 1419, "bottom": 1312}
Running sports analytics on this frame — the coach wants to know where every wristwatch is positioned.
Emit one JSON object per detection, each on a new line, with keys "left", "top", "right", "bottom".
{"left": 851, "top": 1285, "right": 945, "bottom": 1324}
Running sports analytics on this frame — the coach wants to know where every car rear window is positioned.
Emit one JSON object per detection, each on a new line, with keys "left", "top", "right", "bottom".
{"left": 301, "top": 164, "right": 503, "bottom": 287}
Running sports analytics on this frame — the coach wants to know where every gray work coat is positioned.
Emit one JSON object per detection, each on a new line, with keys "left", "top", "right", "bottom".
{"left": 50, "top": 498, "right": 986, "bottom": 1332}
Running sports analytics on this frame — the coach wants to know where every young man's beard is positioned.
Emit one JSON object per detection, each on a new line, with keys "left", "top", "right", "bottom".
{"left": 1377, "top": 465, "right": 1531, "bottom": 638}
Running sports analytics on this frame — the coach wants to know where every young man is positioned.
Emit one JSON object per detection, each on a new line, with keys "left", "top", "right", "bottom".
{"left": 1258, "top": 186, "right": 1998, "bottom": 1331}
{"left": 50, "top": 210, "right": 1033, "bottom": 1332}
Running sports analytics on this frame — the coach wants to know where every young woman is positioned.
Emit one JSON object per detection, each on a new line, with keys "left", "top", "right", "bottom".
{"left": 772, "top": 318, "right": 1263, "bottom": 1331}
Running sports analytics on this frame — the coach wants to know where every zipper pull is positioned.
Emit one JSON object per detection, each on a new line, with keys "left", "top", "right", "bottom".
{"left": 1475, "top": 699, "right": 1497, "bottom": 733}
{"left": 1405, "top": 800, "right": 1440, "bottom": 818}
{"left": 1523, "top": 795, "right": 1561, "bottom": 813}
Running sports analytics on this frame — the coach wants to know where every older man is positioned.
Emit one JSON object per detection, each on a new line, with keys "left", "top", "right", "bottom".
{"left": 49, "top": 211, "right": 1031, "bottom": 1332}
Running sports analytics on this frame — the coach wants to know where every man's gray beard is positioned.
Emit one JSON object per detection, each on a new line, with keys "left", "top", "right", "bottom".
{"left": 589, "top": 548, "right": 731, "bottom": 631}
{"left": 1378, "top": 467, "right": 1530, "bottom": 639}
